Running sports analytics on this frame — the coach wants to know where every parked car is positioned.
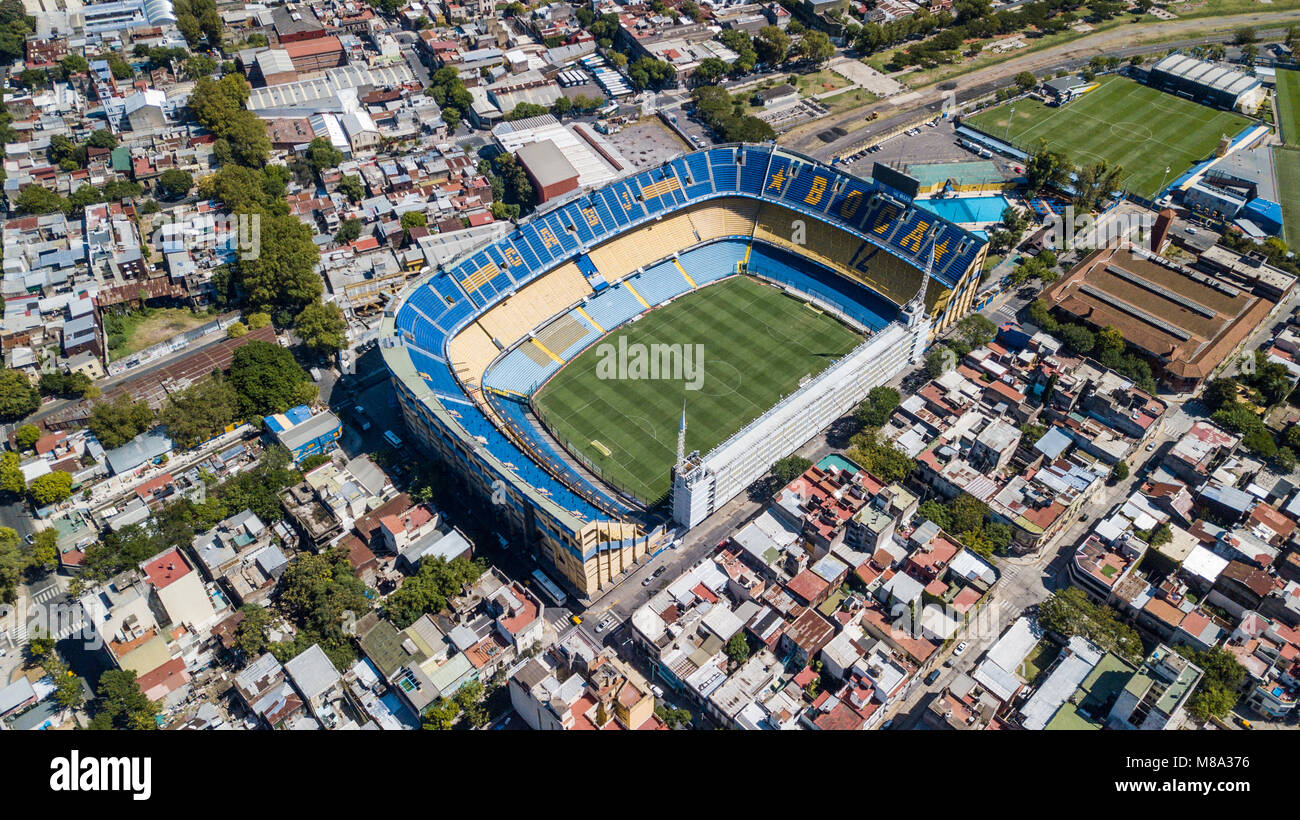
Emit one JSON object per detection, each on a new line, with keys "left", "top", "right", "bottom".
{"left": 953, "top": 641, "right": 969, "bottom": 657}
{"left": 925, "top": 669, "right": 942, "bottom": 685}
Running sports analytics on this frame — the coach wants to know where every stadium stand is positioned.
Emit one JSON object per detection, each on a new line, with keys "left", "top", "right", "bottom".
{"left": 626, "top": 262, "right": 692, "bottom": 305}
{"left": 385, "top": 143, "right": 989, "bottom": 600}
{"left": 677, "top": 242, "right": 746, "bottom": 286}
{"left": 483, "top": 345, "right": 562, "bottom": 395}
{"left": 586, "top": 211, "right": 700, "bottom": 280}
{"left": 686, "top": 198, "right": 761, "bottom": 242}
{"left": 446, "top": 323, "right": 500, "bottom": 392}
{"left": 581, "top": 281, "right": 645, "bottom": 329}
{"left": 477, "top": 262, "right": 592, "bottom": 347}
{"left": 535, "top": 314, "right": 601, "bottom": 361}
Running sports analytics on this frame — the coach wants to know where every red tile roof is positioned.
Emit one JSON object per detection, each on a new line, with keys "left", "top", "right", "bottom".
{"left": 141, "top": 548, "right": 193, "bottom": 590}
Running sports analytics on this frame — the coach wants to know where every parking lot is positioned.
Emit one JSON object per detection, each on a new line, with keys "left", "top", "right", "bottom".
{"left": 606, "top": 117, "right": 692, "bottom": 170}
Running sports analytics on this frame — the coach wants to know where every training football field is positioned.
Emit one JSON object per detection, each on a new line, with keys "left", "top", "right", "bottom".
{"left": 965, "top": 75, "right": 1251, "bottom": 198}
{"left": 1273, "top": 146, "right": 1300, "bottom": 245}
{"left": 533, "top": 276, "right": 863, "bottom": 505}
{"left": 1278, "top": 69, "right": 1300, "bottom": 147}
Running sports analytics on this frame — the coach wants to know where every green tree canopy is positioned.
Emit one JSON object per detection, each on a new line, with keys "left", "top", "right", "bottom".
{"left": 0, "top": 370, "right": 40, "bottom": 420}
{"left": 227, "top": 340, "right": 316, "bottom": 417}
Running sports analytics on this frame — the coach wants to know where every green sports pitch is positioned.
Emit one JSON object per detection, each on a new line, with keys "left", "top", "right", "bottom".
{"left": 1277, "top": 68, "right": 1300, "bottom": 147}
{"left": 965, "top": 75, "right": 1251, "bottom": 198}
{"left": 1274, "top": 146, "right": 1300, "bottom": 245}
{"left": 532, "top": 275, "right": 863, "bottom": 505}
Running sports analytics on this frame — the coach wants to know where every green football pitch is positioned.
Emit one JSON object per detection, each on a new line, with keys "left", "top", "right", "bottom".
{"left": 965, "top": 75, "right": 1251, "bottom": 198}
{"left": 1274, "top": 146, "right": 1300, "bottom": 245}
{"left": 1277, "top": 68, "right": 1300, "bottom": 147}
{"left": 532, "top": 276, "right": 863, "bottom": 505}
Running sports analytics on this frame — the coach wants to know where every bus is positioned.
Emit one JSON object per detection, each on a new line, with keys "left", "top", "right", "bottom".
{"left": 530, "top": 569, "right": 568, "bottom": 607}
{"left": 383, "top": 430, "right": 403, "bottom": 449}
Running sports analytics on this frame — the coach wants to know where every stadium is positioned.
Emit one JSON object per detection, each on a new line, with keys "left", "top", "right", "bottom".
{"left": 380, "top": 144, "right": 988, "bottom": 599}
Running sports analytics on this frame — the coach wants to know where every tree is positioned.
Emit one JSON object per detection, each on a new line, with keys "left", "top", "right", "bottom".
{"left": 1038, "top": 588, "right": 1142, "bottom": 662}
{"left": 846, "top": 429, "right": 913, "bottom": 484}
{"left": 228, "top": 341, "right": 316, "bottom": 417}
{"left": 337, "top": 174, "right": 365, "bottom": 202}
{"left": 59, "top": 53, "right": 89, "bottom": 77}
{"left": 305, "top": 137, "right": 344, "bottom": 175}
{"left": 1056, "top": 323, "right": 1095, "bottom": 354}
{"left": 794, "top": 30, "right": 834, "bottom": 66}
{"left": 247, "top": 312, "right": 271, "bottom": 329}
{"left": 422, "top": 698, "right": 459, "bottom": 730}
{"left": 294, "top": 301, "right": 348, "bottom": 355}
{"left": 335, "top": 218, "right": 363, "bottom": 244}
{"left": 754, "top": 25, "right": 791, "bottom": 66}
{"left": 955, "top": 314, "right": 997, "bottom": 348}
{"left": 0, "top": 370, "right": 40, "bottom": 421}
{"left": 1073, "top": 159, "right": 1124, "bottom": 212}
{"left": 725, "top": 632, "right": 751, "bottom": 666}
{"left": 157, "top": 168, "right": 193, "bottom": 199}
{"left": 0, "top": 453, "right": 24, "bottom": 496}
{"left": 158, "top": 376, "right": 239, "bottom": 448}
{"left": 948, "top": 493, "right": 988, "bottom": 535}
{"left": 1173, "top": 645, "right": 1245, "bottom": 723}
{"left": 88, "top": 670, "right": 159, "bottom": 730}
{"left": 1014, "top": 70, "right": 1036, "bottom": 89}
{"left": 1110, "top": 460, "right": 1129, "bottom": 482}
{"left": 626, "top": 56, "right": 675, "bottom": 90}
{"left": 14, "top": 424, "right": 41, "bottom": 450}
{"left": 237, "top": 214, "right": 322, "bottom": 313}
{"left": 88, "top": 395, "right": 154, "bottom": 448}
{"left": 12, "top": 185, "right": 70, "bottom": 216}
{"left": 29, "top": 471, "right": 73, "bottom": 506}
{"left": 400, "top": 210, "right": 428, "bottom": 231}
{"left": 227, "top": 322, "right": 248, "bottom": 338}
{"left": 855, "top": 386, "right": 901, "bottom": 429}
{"left": 692, "top": 57, "right": 729, "bottom": 85}
{"left": 385, "top": 555, "right": 485, "bottom": 628}
{"left": 30, "top": 528, "right": 58, "bottom": 572}
{"left": 507, "top": 102, "right": 549, "bottom": 121}
{"left": 455, "top": 678, "right": 489, "bottom": 728}
{"left": 770, "top": 455, "right": 812, "bottom": 488}
{"left": 234, "top": 603, "right": 272, "bottom": 657}
{"left": 0, "top": 527, "right": 23, "bottom": 602}
{"left": 1024, "top": 139, "right": 1071, "bottom": 197}
{"left": 274, "top": 547, "right": 369, "bottom": 669}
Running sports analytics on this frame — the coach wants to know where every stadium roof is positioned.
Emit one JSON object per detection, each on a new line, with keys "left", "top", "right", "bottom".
{"left": 1151, "top": 54, "right": 1260, "bottom": 98}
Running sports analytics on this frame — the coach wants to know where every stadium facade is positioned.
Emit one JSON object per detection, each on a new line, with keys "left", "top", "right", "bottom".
{"left": 1146, "top": 54, "right": 1265, "bottom": 113}
{"left": 381, "top": 143, "right": 987, "bottom": 600}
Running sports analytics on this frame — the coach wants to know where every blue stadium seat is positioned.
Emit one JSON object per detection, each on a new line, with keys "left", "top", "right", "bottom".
{"left": 747, "top": 243, "right": 897, "bottom": 331}
{"left": 482, "top": 345, "right": 563, "bottom": 395}
{"left": 582, "top": 283, "right": 644, "bottom": 329}
{"left": 678, "top": 242, "right": 744, "bottom": 285}
{"left": 708, "top": 148, "right": 739, "bottom": 191}
{"left": 628, "top": 262, "right": 691, "bottom": 305}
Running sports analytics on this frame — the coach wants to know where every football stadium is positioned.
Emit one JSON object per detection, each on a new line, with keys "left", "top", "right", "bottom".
{"left": 381, "top": 144, "right": 988, "bottom": 598}
{"left": 964, "top": 75, "right": 1253, "bottom": 199}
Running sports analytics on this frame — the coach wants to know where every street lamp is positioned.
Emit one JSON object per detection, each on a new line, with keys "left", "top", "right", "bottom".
{"left": 1158, "top": 165, "right": 1170, "bottom": 197}
{"left": 1005, "top": 104, "right": 1015, "bottom": 143}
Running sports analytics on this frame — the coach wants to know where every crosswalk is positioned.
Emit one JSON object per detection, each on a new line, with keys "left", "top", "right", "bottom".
{"left": 29, "top": 585, "right": 63, "bottom": 606}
